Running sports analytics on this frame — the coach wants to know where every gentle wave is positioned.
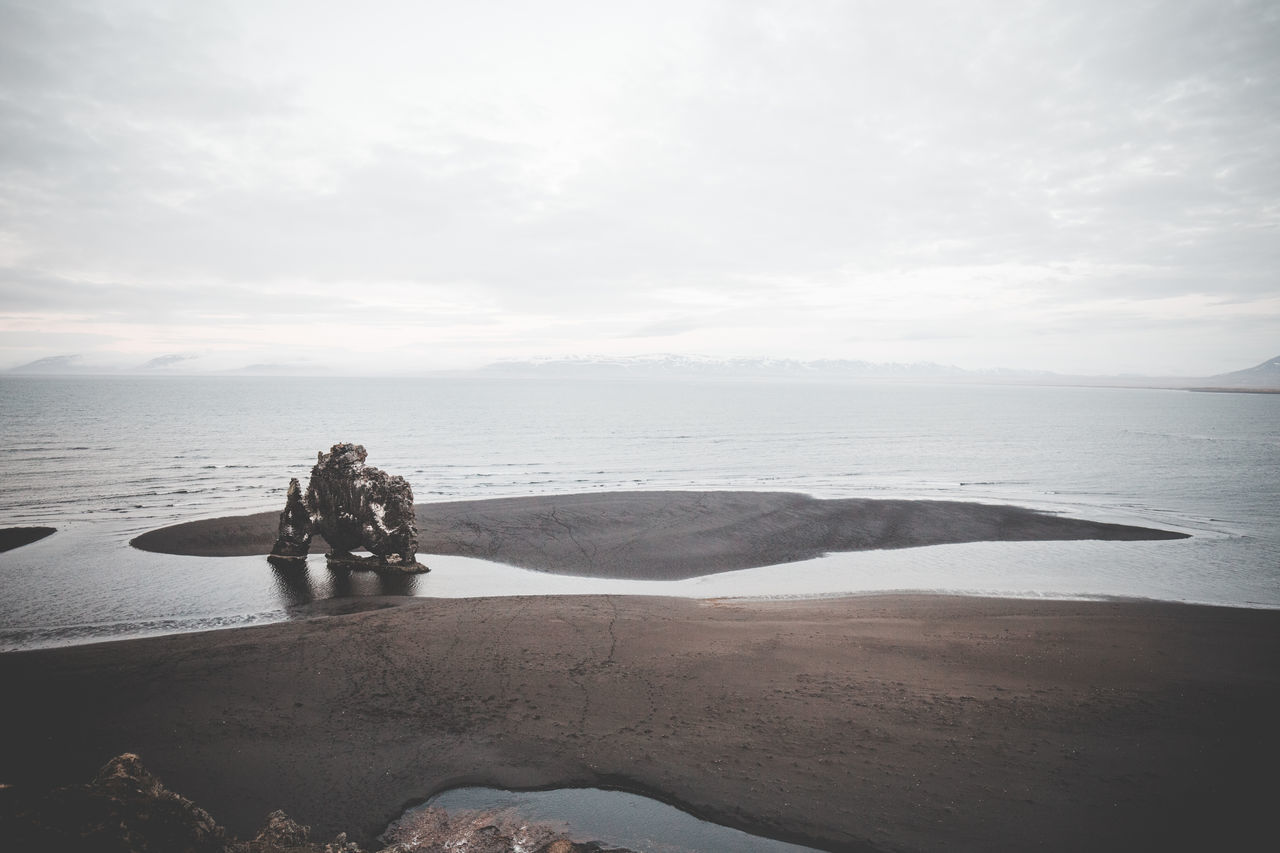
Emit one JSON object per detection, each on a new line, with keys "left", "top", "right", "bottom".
{"left": 0, "top": 610, "right": 290, "bottom": 653}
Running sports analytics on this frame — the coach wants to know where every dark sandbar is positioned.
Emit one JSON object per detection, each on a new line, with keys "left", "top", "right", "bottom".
{"left": 0, "top": 526, "right": 55, "bottom": 553}
{"left": 130, "top": 491, "right": 1187, "bottom": 578}
{"left": 1, "top": 595, "right": 1274, "bottom": 851}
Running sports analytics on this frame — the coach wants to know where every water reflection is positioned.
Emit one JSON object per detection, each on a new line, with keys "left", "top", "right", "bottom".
{"left": 271, "top": 556, "right": 421, "bottom": 612}
{"left": 328, "top": 564, "right": 355, "bottom": 598}
{"left": 376, "top": 571, "right": 418, "bottom": 596}
{"left": 270, "top": 562, "right": 314, "bottom": 606}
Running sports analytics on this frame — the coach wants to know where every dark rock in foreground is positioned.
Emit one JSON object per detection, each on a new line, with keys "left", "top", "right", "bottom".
{"left": 267, "top": 443, "right": 427, "bottom": 573}
{"left": 0, "top": 754, "right": 623, "bottom": 853}
{"left": 0, "top": 752, "right": 226, "bottom": 852}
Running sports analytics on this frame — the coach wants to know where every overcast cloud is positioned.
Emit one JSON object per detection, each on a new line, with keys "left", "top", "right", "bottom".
{"left": 1, "top": 0, "right": 1277, "bottom": 374}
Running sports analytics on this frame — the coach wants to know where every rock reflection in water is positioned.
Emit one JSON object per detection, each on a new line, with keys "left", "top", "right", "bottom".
{"left": 271, "top": 558, "right": 422, "bottom": 612}
{"left": 270, "top": 563, "right": 314, "bottom": 607}
{"left": 328, "top": 565, "right": 422, "bottom": 598}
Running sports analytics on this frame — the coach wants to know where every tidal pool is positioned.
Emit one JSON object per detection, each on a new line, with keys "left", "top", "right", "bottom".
{"left": 392, "top": 786, "right": 822, "bottom": 852}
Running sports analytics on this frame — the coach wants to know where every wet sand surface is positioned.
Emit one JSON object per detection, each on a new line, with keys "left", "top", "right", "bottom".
{"left": 1, "top": 594, "right": 1275, "bottom": 851}
{"left": 131, "top": 491, "right": 1187, "bottom": 578}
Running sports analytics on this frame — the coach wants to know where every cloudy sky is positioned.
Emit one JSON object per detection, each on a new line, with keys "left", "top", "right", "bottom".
{"left": 1, "top": 0, "right": 1277, "bottom": 375}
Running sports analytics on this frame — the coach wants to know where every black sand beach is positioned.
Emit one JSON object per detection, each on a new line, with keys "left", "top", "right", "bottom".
{"left": 2, "top": 595, "right": 1276, "bottom": 851}
{"left": 2, "top": 492, "right": 1271, "bottom": 852}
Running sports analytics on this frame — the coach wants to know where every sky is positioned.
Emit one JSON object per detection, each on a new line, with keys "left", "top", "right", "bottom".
{"left": 1, "top": 0, "right": 1277, "bottom": 376}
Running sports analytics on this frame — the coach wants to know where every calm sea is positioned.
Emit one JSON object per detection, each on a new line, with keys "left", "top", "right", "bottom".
{"left": 1, "top": 376, "right": 1276, "bottom": 650}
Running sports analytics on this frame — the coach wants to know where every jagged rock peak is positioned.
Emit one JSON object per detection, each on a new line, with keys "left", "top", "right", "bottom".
{"left": 268, "top": 477, "right": 313, "bottom": 566}
{"left": 92, "top": 751, "right": 156, "bottom": 787}
{"left": 317, "top": 442, "right": 368, "bottom": 471}
{"left": 253, "top": 809, "right": 310, "bottom": 847}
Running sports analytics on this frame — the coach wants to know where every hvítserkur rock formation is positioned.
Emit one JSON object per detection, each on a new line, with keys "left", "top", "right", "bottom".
{"left": 268, "top": 443, "right": 427, "bottom": 573}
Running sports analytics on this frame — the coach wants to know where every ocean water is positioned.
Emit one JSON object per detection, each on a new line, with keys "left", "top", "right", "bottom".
{"left": 0, "top": 376, "right": 1276, "bottom": 650}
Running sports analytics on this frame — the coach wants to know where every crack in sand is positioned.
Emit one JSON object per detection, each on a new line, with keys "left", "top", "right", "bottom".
{"left": 546, "top": 507, "right": 598, "bottom": 568}
{"left": 604, "top": 596, "right": 618, "bottom": 666}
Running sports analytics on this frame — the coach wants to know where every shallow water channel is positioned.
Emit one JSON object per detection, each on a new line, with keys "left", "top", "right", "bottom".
{"left": 394, "top": 786, "right": 821, "bottom": 852}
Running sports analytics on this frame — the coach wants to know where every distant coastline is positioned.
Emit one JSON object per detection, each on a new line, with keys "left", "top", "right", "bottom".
{"left": 1186, "top": 386, "right": 1280, "bottom": 394}
{"left": 8, "top": 352, "right": 1280, "bottom": 394}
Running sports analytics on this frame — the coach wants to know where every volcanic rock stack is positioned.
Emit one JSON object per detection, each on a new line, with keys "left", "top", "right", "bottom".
{"left": 268, "top": 443, "right": 426, "bottom": 573}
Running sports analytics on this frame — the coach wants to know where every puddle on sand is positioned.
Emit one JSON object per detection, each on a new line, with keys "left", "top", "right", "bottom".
{"left": 384, "top": 786, "right": 821, "bottom": 853}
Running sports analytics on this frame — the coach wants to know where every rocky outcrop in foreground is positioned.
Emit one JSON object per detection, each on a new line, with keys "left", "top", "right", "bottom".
{"left": 0, "top": 754, "right": 627, "bottom": 853}
{"left": 269, "top": 443, "right": 427, "bottom": 573}
{"left": 0, "top": 752, "right": 227, "bottom": 852}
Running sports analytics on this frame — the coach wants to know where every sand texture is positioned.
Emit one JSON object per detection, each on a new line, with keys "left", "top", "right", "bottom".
{"left": 1, "top": 594, "right": 1275, "bottom": 851}
{"left": 131, "top": 491, "right": 1188, "bottom": 578}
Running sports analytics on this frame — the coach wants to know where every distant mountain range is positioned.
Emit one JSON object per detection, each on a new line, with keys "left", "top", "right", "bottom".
{"left": 479, "top": 354, "right": 1051, "bottom": 380}
{"left": 1199, "top": 355, "right": 1280, "bottom": 390}
{"left": 6, "top": 352, "right": 1279, "bottom": 390}
{"left": 6, "top": 355, "right": 92, "bottom": 374}
{"left": 480, "top": 353, "right": 1280, "bottom": 390}
{"left": 4, "top": 354, "right": 329, "bottom": 376}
